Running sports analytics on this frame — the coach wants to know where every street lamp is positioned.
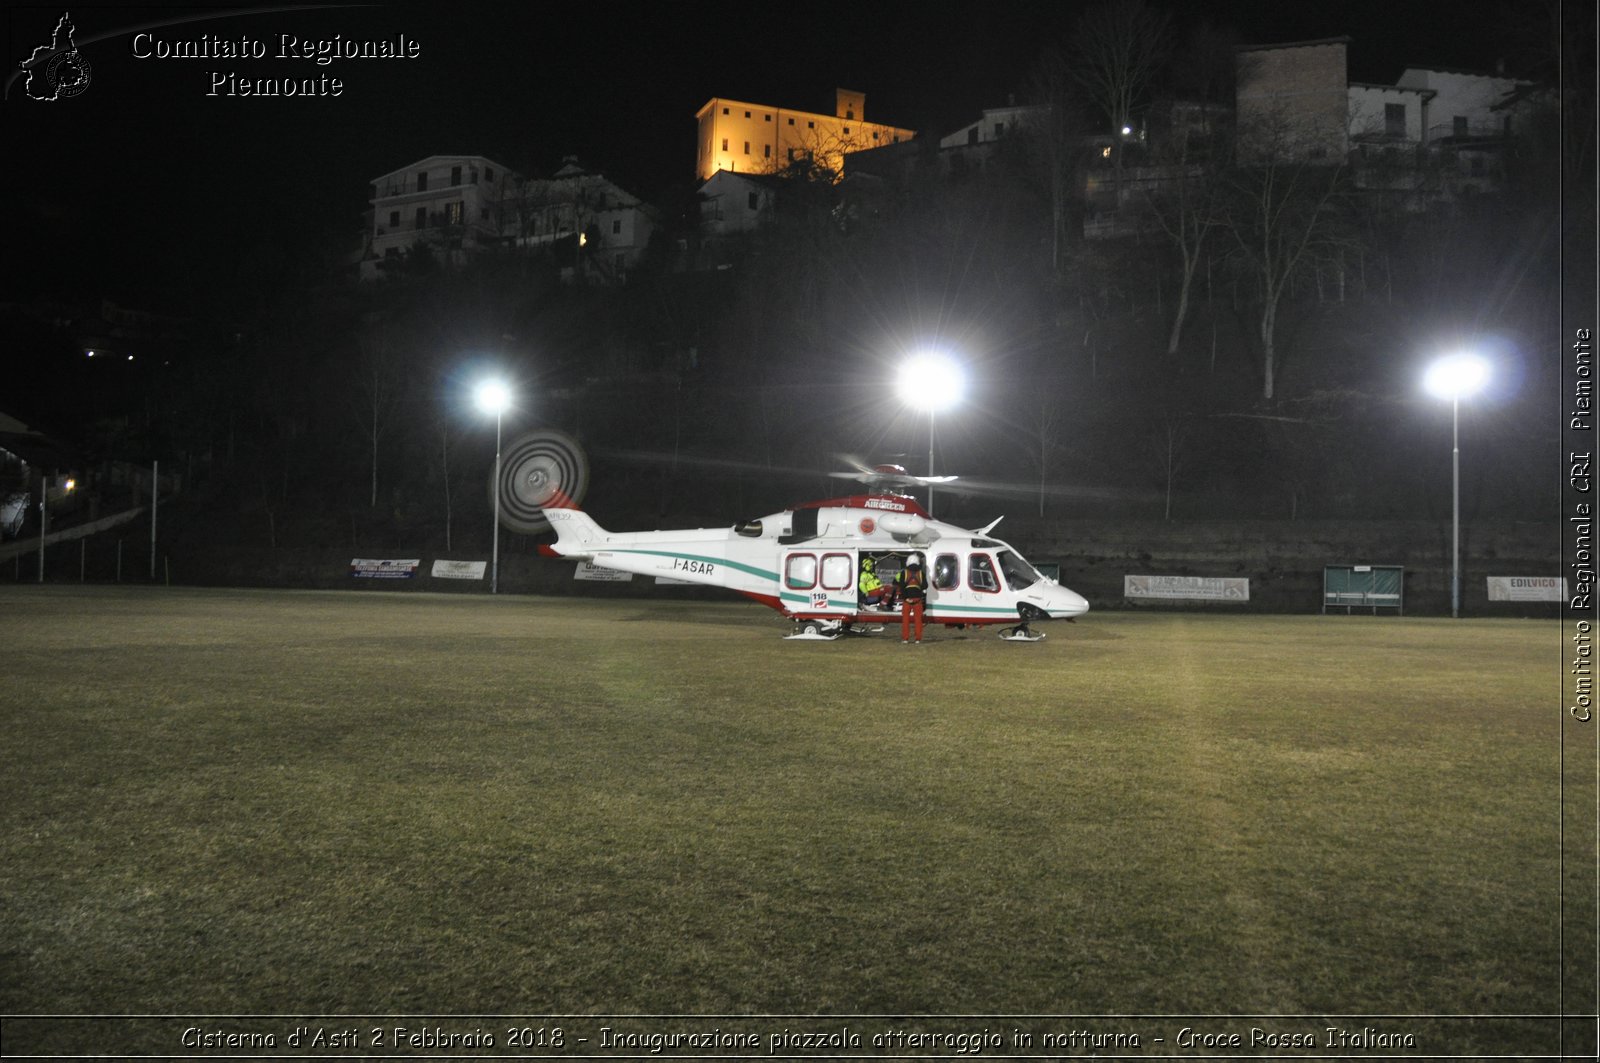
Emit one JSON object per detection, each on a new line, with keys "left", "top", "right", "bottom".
{"left": 896, "top": 352, "right": 965, "bottom": 516}
{"left": 1423, "top": 353, "right": 1490, "bottom": 618}
{"left": 474, "top": 379, "right": 512, "bottom": 594}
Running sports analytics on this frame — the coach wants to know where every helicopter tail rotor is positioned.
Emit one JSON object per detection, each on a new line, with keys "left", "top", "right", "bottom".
{"left": 491, "top": 429, "right": 590, "bottom": 534}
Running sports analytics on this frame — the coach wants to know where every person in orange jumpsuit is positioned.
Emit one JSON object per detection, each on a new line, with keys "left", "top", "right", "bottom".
{"left": 897, "top": 556, "right": 927, "bottom": 643}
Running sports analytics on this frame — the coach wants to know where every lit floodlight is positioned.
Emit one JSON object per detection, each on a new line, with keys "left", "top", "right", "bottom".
{"left": 897, "top": 352, "right": 966, "bottom": 516}
{"left": 896, "top": 353, "right": 965, "bottom": 413}
{"left": 474, "top": 379, "right": 512, "bottom": 416}
{"left": 1423, "top": 353, "right": 1489, "bottom": 400}
{"left": 474, "top": 378, "right": 513, "bottom": 595}
{"left": 1424, "top": 352, "right": 1490, "bottom": 619}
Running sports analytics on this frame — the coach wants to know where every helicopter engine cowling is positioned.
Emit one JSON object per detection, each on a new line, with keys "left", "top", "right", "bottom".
{"left": 877, "top": 513, "right": 927, "bottom": 538}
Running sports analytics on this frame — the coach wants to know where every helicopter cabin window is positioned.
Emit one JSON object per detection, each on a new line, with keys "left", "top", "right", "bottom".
{"left": 969, "top": 553, "right": 1001, "bottom": 593}
{"left": 932, "top": 553, "right": 960, "bottom": 591}
{"left": 785, "top": 554, "right": 817, "bottom": 589}
{"left": 997, "top": 550, "right": 1042, "bottom": 590}
{"left": 820, "top": 553, "right": 853, "bottom": 591}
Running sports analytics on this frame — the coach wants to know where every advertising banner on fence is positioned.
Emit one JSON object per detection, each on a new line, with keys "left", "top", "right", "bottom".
{"left": 1486, "top": 576, "right": 1566, "bottom": 602}
{"left": 351, "top": 558, "right": 419, "bottom": 579}
{"left": 1125, "top": 574, "right": 1249, "bottom": 602}
{"left": 576, "top": 562, "right": 633, "bottom": 582}
{"left": 430, "top": 560, "right": 486, "bottom": 580}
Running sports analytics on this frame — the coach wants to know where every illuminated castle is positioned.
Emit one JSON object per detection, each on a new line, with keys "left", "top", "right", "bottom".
{"left": 694, "top": 88, "right": 916, "bottom": 181}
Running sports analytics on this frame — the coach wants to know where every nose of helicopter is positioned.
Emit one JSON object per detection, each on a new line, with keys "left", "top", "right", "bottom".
{"left": 1054, "top": 587, "right": 1091, "bottom": 618}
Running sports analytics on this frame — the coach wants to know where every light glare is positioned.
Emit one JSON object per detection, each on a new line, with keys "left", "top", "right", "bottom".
{"left": 1424, "top": 353, "right": 1489, "bottom": 400}
{"left": 474, "top": 379, "right": 512, "bottom": 415}
{"left": 897, "top": 353, "right": 965, "bottom": 413}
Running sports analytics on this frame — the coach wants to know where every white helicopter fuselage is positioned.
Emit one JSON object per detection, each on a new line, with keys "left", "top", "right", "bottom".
{"left": 539, "top": 492, "right": 1089, "bottom": 630}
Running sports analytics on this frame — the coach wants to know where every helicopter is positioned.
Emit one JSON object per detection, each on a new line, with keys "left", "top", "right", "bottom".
{"left": 521, "top": 446, "right": 1090, "bottom": 642}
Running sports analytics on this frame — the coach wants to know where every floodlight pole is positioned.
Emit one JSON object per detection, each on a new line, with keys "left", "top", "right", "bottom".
{"left": 1449, "top": 394, "right": 1461, "bottom": 619}
{"left": 491, "top": 409, "right": 502, "bottom": 595}
{"left": 37, "top": 474, "right": 48, "bottom": 583}
{"left": 927, "top": 410, "right": 937, "bottom": 518}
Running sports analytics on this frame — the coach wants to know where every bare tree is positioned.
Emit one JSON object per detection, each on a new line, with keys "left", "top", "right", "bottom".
{"left": 1222, "top": 110, "right": 1351, "bottom": 400}
{"left": 1020, "top": 382, "right": 1067, "bottom": 517}
{"left": 1147, "top": 413, "right": 1191, "bottom": 520}
{"left": 353, "top": 332, "right": 402, "bottom": 508}
{"left": 1027, "top": 48, "right": 1099, "bottom": 276}
{"left": 1067, "top": 0, "right": 1174, "bottom": 207}
{"left": 1142, "top": 137, "right": 1225, "bottom": 355}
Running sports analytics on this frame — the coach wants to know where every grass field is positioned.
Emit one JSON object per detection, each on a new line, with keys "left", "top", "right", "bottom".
{"left": 0, "top": 586, "right": 1589, "bottom": 1055}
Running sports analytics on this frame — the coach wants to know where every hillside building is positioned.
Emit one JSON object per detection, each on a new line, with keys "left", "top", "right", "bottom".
{"left": 694, "top": 88, "right": 915, "bottom": 182}
{"left": 364, "top": 154, "right": 520, "bottom": 279}
{"left": 362, "top": 155, "right": 657, "bottom": 283}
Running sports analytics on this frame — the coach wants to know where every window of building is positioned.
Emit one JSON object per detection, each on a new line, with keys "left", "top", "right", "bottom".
{"left": 743, "top": 141, "right": 750, "bottom": 154}
{"left": 416, "top": 171, "right": 428, "bottom": 192}
{"left": 485, "top": 166, "right": 494, "bottom": 182}
{"left": 747, "top": 192, "right": 759, "bottom": 210}
{"left": 612, "top": 218, "right": 622, "bottom": 234}
{"left": 764, "top": 144, "right": 771, "bottom": 158}
{"left": 1454, "top": 115, "right": 1469, "bottom": 137}
{"left": 415, "top": 206, "right": 427, "bottom": 229}
{"left": 481, "top": 207, "right": 490, "bottom": 220}
{"left": 722, "top": 107, "right": 729, "bottom": 115}
{"left": 788, "top": 117, "right": 795, "bottom": 126}
{"left": 450, "top": 165, "right": 462, "bottom": 186}
{"left": 808, "top": 121, "right": 815, "bottom": 129}
{"left": 764, "top": 113, "right": 771, "bottom": 122}
{"left": 446, "top": 201, "right": 463, "bottom": 225}
{"left": 1385, "top": 103, "right": 1405, "bottom": 137}
{"left": 388, "top": 210, "right": 400, "bottom": 228}
{"left": 843, "top": 126, "right": 850, "bottom": 134}
{"left": 722, "top": 138, "right": 729, "bottom": 151}
{"left": 845, "top": 109, "right": 855, "bottom": 120}
{"left": 744, "top": 110, "right": 751, "bottom": 118}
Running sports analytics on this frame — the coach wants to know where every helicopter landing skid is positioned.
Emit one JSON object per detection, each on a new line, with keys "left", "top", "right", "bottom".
{"left": 785, "top": 619, "right": 843, "bottom": 640}
{"left": 998, "top": 624, "right": 1046, "bottom": 642}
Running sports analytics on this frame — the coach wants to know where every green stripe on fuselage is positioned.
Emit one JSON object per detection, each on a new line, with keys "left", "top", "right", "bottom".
{"left": 604, "top": 548, "right": 778, "bottom": 583}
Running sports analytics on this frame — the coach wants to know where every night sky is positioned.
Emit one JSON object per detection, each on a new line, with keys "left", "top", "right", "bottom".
{"left": 2, "top": 0, "right": 1558, "bottom": 310}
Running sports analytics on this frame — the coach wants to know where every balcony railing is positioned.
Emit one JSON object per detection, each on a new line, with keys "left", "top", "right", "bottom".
{"left": 1427, "top": 119, "right": 1509, "bottom": 144}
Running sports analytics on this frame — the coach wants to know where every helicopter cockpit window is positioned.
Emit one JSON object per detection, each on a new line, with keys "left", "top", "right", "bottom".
{"left": 785, "top": 553, "right": 817, "bottom": 589}
{"left": 997, "top": 550, "right": 1042, "bottom": 590}
{"left": 969, "top": 553, "right": 1000, "bottom": 593}
{"left": 933, "top": 553, "right": 959, "bottom": 591}
{"left": 735, "top": 519, "right": 764, "bottom": 537}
